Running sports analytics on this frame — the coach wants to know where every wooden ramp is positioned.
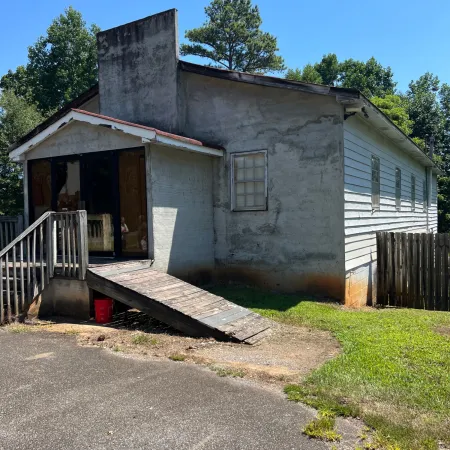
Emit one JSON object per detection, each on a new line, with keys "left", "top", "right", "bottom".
{"left": 86, "top": 261, "right": 272, "bottom": 344}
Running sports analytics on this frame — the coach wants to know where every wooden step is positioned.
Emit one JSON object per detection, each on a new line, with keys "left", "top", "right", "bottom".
{"left": 87, "top": 263, "right": 272, "bottom": 344}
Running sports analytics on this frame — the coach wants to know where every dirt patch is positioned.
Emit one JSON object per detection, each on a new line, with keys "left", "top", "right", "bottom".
{"left": 436, "top": 325, "right": 450, "bottom": 337}
{"left": 9, "top": 310, "right": 340, "bottom": 386}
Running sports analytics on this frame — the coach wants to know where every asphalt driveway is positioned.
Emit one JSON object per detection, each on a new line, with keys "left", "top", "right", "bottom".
{"left": 0, "top": 331, "right": 326, "bottom": 450}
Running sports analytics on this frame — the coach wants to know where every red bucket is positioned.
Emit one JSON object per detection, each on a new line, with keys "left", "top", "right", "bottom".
{"left": 94, "top": 298, "right": 114, "bottom": 324}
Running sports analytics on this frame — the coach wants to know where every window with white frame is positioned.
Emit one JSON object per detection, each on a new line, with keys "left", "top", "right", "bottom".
{"left": 232, "top": 151, "right": 267, "bottom": 211}
{"left": 371, "top": 155, "right": 380, "bottom": 210}
{"left": 395, "top": 168, "right": 401, "bottom": 211}
{"left": 411, "top": 174, "right": 416, "bottom": 211}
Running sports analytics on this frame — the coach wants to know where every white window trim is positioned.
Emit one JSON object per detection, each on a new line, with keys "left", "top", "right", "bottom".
{"left": 371, "top": 155, "right": 380, "bottom": 211}
{"left": 230, "top": 150, "right": 268, "bottom": 212}
{"left": 395, "top": 167, "right": 401, "bottom": 211}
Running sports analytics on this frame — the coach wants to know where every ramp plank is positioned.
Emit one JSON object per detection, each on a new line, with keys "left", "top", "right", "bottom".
{"left": 87, "top": 263, "right": 272, "bottom": 343}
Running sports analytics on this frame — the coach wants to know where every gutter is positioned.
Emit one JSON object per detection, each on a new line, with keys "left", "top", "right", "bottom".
{"left": 338, "top": 95, "right": 442, "bottom": 175}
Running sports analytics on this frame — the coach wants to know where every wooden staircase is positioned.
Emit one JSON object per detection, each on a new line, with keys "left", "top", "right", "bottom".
{"left": 1, "top": 211, "right": 272, "bottom": 344}
{"left": 87, "top": 261, "right": 272, "bottom": 344}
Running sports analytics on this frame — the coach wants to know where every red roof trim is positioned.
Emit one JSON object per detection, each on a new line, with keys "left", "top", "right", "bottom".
{"left": 71, "top": 109, "right": 221, "bottom": 149}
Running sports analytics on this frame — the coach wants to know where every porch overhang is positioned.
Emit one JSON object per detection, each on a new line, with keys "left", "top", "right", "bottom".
{"left": 9, "top": 109, "right": 224, "bottom": 162}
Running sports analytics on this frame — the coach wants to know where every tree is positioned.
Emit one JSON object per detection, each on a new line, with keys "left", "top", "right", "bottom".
{"left": 0, "top": 7, "right": 100, "bottom": 115}
{"left": 371, "top": 95, "right": 413, "bottom": 135}
{"left": 286, "top": 65, "right": 322, "bottom": 84}
{"left": 180, "top": 0, "right": 285, "bottom": 73}
{"left": 315, "top": 53, "right": 340, "bottom": 86}
{"left": 0, "top": 91, "right": 43, "bottom": 215}
{"left": 338, "top": 57, "right": 396, "bottom": 97}
{"left": 406, "top": 73, "right": 444, "bottom": 153}
{"left": 286, "top": 55, "right": 396, "bottom": 97}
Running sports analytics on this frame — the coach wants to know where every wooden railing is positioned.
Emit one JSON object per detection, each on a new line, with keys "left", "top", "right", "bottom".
{"left": 0, "top": 215, "right": 24, "bottom": 249}
{"left": 0, "top": 211, "right": 88, "bottom": 324}
{"left": 377, "top": 232, "right": 450, "bottom": 311}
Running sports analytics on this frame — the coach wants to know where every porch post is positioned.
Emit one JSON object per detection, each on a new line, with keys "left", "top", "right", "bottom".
{"left": 145, "top": 144, "right": 154, "bottom": 260}
{"left": 23, "top": 161, "right": 30, "bottom": 227}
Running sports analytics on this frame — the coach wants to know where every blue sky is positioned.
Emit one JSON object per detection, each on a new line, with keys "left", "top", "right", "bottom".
{"left": 1, "top": 0, "right": 449, "bottom": 92}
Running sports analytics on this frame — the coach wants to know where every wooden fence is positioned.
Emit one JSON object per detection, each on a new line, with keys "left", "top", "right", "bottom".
{"left": 376, "top": 232, "right": 450, "bottom": 311}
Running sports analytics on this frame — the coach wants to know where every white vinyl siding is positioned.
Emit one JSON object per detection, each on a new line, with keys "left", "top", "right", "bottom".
{"left": 411, "top": 174, "right": 416, "bottom": 212}
{"left": 344, "top": 117, "right": 437, "bottom": 273}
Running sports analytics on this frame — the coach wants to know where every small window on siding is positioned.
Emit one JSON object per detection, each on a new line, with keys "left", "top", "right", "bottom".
{"left": 371, "top": 155, "right": 380, "bottom": 210}
{"left": 231, "top": 151, "right": 267, "bottom": 211}
{"left": 411, "top": 175, "right": 416, "bottom": 212}
{"left": 423, "top": 177, "right": 428, "bottom": 212}
{"left": 395, "top": 168, "right": 401, "bottom": 211}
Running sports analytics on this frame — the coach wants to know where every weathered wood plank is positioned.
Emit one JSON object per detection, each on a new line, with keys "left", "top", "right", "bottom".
{"left": 403, "top": 232, "right": 409, "bottom": 307}
{"left": 155, "top": 286, "right": 207, "bottom": 304}
{"left": 422, "top": 234, "right": 429, "bottom": 310}
{"left": 39, "top": 223, "right": 44, "bottom": 291}
{"left": 12, "top": 247, "right": 18, "bottom": 318}
{"left": 244, "top": 327, "right": 272, "bottom": 345}
{"left": 86, "top": 270, "right": 229, "bottom": 340}
{"left": 192, "top": 303, "right": 235, "bottom": 320}
{"left": 5, "top": 252, "right": 11, "bottom": 322}
{"left": 202, "top": 306, "right": 251, "bottom": 328}
{"left": 76, "top": 211, "right": 88, "bottom": 280}
{"left": 27, "top": 235, "right": 31, "bottom": 305}
{"left": 376, "top": 233, "right": 383, "bottom": 305}
{"left": 444, "top": 234, "right": 449, "bottom": 311}
{"left": 436, "top": 235, "right": 442, "bottom": 311}
{"left": 395, "top": 232, "right": 401, "bottom": 306}
{"left": 103, "top": 269, "right": 161, "bottom": 286}
{"left": 414, "top": 233, "right": 421, "bottom": 309}
{"left": 0, "top": 256, "right": 4, "bottom": 324}
{"left": 91, "top": 261, "right": 153, "bottom": 278}
{"left": 19, "top": 240, "right": 24, "bottom": 310}
{"left": 429, "top": 233, "right": 435, "bottom": 311}
{"left": 177, "top": 297, "right": 228, "bottom": 316}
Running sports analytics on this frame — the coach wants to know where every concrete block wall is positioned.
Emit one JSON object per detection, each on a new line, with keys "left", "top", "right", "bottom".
{"left": 149, "top": 144, "right": 215, "bottom": 283}
{"left": 180, "top": 72, "right": 346, "bottom": 298}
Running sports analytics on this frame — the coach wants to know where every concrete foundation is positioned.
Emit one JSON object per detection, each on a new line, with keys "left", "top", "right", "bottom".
{"left": 38, "top": 278, "right": 91, "bottom": 320}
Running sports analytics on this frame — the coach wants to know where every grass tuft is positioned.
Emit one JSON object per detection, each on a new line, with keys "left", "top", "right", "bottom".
{"left": 64, "top": 328, "right": 80, "bottom": 336}
{"left": 169, "top": 354, "right": 186, "bottom": 362}
{"left": 131, "top": 334, "right": 158, "bottom": 346}
{"left": 112, "top": 345, "right": 122, "bottom": 352}
{"left": 211, "top": 366, "right": 246, "bottom": 378}
{"left": 8, "top": 325, "right": 30, "bottom": 333}
{"left": 303, "top": 410, "right": 341, "bottom": 442}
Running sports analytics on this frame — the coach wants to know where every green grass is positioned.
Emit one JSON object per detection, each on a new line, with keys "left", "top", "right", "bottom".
{"left": 208, "top": 285, "right": 450, "bottom": 450}
{"left": 7, "top": 324, "right": 31, "bottom": 333}
{"left": 131, "top": 334, "right": 158, "bottom": 346}
{"left": 210, "top": 366, "right": 246, "bottom": 378}
{"left": 303, "top": 410, "right": 342, "bottom": 442}
{"left": 169, "top": 353, "right": 186, "bottom": 362}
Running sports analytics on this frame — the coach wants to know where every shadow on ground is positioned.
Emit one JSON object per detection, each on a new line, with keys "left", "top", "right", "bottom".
{"left": 206, "top": 284, "right": 327, "bottom": 313}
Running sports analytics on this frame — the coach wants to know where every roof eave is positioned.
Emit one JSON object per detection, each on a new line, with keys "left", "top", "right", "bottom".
{"left": 179, "top": 60, "right": 360, "bottom": 99}
{"left": 9, "top": 110, "right": 224, "bottom": 161}
{"left": 339, "top": 96, "right": 442, "bottom": 175}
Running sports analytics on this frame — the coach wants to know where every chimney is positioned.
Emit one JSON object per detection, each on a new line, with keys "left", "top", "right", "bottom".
{"left": 97, "top": 9, "right": 179, "bottom": 132}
